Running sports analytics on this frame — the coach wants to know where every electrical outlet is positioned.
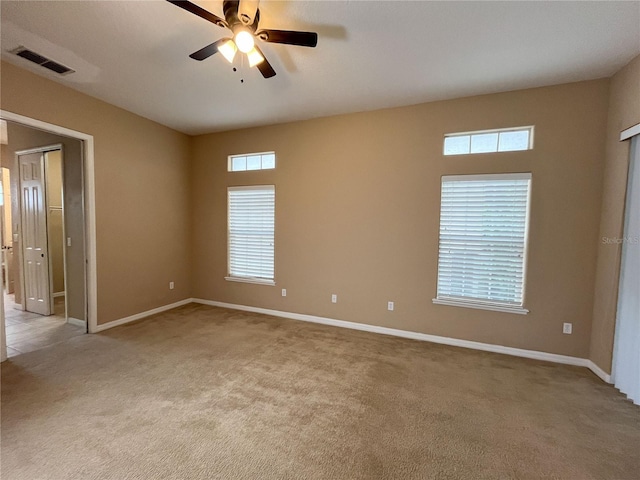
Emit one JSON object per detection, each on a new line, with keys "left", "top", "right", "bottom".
{"left": 563, "top": 323, "right": 572, "bottom": 334}
{"left": 282, "top": 289, "right": 287, "bottom": 297}
{"left": 66, "top": 237, "right": 72, "bottom": 247}
{"left": 331, "top": 294, "right": 337, "bottom": 303}
{"left": 169, "top": 281, "right": 174, "bottom": 290}
{"left": 388, "top": 301, "right": 394, "bottom": 311}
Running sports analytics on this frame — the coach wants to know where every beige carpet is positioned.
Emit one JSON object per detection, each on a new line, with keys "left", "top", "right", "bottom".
{"left": 2, "top": 303, "right": 639, "bottom": 479}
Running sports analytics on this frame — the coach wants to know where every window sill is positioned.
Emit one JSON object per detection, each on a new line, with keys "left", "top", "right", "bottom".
{"left": 225, "top": 276, "right": 275, "bottom": 286}
{"left": 432, "top": 297, "right": 529, "bottom": 315}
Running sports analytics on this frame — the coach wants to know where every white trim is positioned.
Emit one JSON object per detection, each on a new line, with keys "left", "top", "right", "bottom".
{"left": 224, "top": 276, "right": 275, "bottom": 286}
{"left": 442, "top": 172, "right": 532, "bottom": 182}
{"left": 228, "top": 185, "right": 275, "bottom": 192}
{"left": 14, "top": 144, "right": 62, "bottom": 156}
{"left": 67, "top": 317, "right": 86, "bottom": 328}
{"left": 53, "top": 291, "right": 65, "bottom": 298}
{"left": 0, "top": 110, "right": 97, "bottom": 335}
{"left": 92, "top": 298, "right": 193, "bottom": 333}
{"left": 587, "top": 360, "right": 612, "bottom": 383}
{"left": 620, "top": 123, "right": 640, "bottom": 141}
{"left": 192, "top": 299, "right": 590, "bottom": 368}
{"left": 432, "top": 297, "right": 529, "bottom": 315}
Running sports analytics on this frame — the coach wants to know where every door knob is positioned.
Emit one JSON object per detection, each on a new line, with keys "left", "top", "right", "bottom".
{"left": 41, "top": 253, "right": 44, "bottom": 257}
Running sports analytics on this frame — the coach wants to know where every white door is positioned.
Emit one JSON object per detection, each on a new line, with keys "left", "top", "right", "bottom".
{"left": 19, "top": 152, "right": 51, "bottom": 316}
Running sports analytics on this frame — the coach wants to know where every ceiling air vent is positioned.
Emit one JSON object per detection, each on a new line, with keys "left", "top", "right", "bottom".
{"left": 9, "top": 46, "right": 75, "bottom": 75}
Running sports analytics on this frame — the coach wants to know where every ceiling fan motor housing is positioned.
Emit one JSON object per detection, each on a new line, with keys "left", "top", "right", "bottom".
{"left": 224, "top": 0, "right": 259, "bottom": 30}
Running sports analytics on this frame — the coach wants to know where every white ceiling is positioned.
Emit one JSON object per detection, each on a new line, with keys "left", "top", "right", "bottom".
{"left": 2, "top": 1, "right": 639, "bottom": 135}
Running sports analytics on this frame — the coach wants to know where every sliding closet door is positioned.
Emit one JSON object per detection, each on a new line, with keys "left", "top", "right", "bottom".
{"left": 612, "top": 136, "right": 640, "bottom": 405}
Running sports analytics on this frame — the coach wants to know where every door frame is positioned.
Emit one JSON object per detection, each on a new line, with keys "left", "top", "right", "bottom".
{"left": 0, "top": 110, "right": 97, "bottom": 344}
{"left": 15, "top": 144, "right": 67, "bottom": 319}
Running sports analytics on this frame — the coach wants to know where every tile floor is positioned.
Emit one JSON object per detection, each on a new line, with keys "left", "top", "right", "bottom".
{"left": 4, "top": 293, "right": 85, "bottom": 358}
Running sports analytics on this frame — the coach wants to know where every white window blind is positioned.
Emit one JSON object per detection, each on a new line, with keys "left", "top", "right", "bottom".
{"left": 434, "top": 173, "right": 531, "bottom": 313}
{"left": 227, "top": 185, "right": 275, "bottom": 283}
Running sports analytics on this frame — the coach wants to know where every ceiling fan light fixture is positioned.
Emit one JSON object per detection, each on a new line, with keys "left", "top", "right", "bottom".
{"left": 168, "top": 0, "right": 319, "bottom": 79}
{"left": 247, "top": 47, "right": 264, "bottom": 67}
{"left": 234, "top": 29, "right": 255, "bottom": 53}
{"left": 218, "top": 39, "right": 237, "bottom": 63}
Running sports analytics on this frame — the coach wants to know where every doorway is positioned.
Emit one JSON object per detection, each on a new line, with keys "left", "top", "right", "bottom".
{"left": 0, "top": 113, "right": 97, "bottom": 361}
{"left": 1, "top": 166, "right": 14, "bottom": 296}
{"left": 16, "top": 146, "right": 66, "bottom": 318}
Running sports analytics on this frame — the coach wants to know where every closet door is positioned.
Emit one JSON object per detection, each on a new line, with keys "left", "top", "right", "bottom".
{"left": 19, "top": 151, "right": 51, "bottom": 316}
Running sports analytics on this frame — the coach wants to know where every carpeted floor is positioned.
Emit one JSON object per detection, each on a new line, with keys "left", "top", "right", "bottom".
{"left": 1, "top": 303, "right": 639, "bottom": 480}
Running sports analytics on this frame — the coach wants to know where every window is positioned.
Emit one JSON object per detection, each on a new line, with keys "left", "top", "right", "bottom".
{"left": 227, "top": 185, "right": 275, "bottom": 284}
{"left": 433, "top": 173, "right": 532, "bottom": 314}
{"left": 443, "top": 127, "right": 533, "bottom": 155}
{"left": 228, "top": 152, "right": 276, "bottom": 172}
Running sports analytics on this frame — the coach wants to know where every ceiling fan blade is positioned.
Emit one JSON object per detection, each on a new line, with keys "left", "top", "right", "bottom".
{"left": 189, "top": 38, "right": 230, "bottom": 61}
{"left": 166, "top": 0, "right": 227, "bottom": 28}
{"left": 256, "top": 29, "right": 318, "bottom": 47}
{"left": 253, "top": 45, "right": 276, "bottom": 78}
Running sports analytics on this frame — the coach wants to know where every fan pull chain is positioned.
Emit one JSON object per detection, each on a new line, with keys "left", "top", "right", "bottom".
{"left": 231, "top": 55, "right": 246, "bottom": 84}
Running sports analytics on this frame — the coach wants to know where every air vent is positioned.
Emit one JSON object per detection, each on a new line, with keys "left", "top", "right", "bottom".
{"left": 9, "top": 46, "right": 75, "bottom": 75}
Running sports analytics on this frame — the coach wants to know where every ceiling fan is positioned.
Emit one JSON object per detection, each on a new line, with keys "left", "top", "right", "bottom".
{"left": 167, "top": 0, "right": 318, "bottom": 78}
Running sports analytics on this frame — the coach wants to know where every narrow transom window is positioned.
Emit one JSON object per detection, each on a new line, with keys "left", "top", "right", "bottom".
{"left": 433, "top": 173, "right": 532, "bottom": 314}
{"left": 228, "top": 152, "right": 276, "bottom": 172}
{"left": 443, "top": 127, "right": 533, "bottom": 155}
{"left": 226, "top": 185, "right": 275, "bottom": 284}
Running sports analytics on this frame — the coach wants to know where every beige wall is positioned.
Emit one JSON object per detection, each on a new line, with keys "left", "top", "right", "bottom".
{"left": 191, "top": 79, "right": 609, "bottom": 358}
{"left": 5, "top": 122, "right": 85, "bottom": 320}
{"left": 0, "top": 61, "right": 192, "bottom": 325}
{"left": 45, "top": 150, "right": 65, "bottom": 295}
{"left": 3, "top": 56, "right": 632, "bottom": 363}
{"left": 590, "top": 54, "right": 640, "bottom": 373}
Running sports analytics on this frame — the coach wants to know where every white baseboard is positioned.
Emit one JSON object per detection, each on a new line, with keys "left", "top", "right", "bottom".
{"left": 192, "top": 299, "right": 605, "bottom": 375}
{"left": 92, "top": 297, "right": 613, "bottom": 384}
{"left": 92, "top": 298, "right": 193, "bottom": 333}
{"left": 53, "top": 292, "right": 65, "bottom": 298}
{"left": 67, "top": 317, "right": 86, "bottom": 328}
{"left": 586, "top": 360, "right": 612, "bottom": 383}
